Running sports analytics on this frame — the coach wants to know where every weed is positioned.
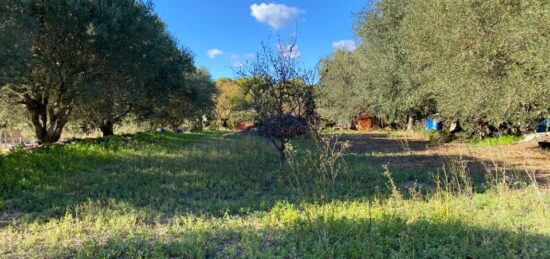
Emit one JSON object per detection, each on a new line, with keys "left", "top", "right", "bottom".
{"left": 284, "top": 134, "right": 350, "bottom": 200}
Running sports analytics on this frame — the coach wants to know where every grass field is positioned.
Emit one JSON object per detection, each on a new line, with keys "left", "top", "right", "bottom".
{"left": 1, "top": 131, "right": 549, "bottom": 258}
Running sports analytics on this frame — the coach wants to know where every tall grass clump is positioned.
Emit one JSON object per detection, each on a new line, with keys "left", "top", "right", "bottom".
{"left": 284, "top": 134, "right": 350, "bottom": 200}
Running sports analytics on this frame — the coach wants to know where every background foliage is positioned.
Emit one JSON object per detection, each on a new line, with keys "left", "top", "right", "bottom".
{"left": 318, "top": 0, "right": 550, "bottom": 137}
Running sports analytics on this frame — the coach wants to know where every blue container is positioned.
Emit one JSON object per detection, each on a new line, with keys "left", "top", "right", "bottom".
{"left": 537, "top": 119, "right": 550, "bottom": 133}
{"left": 425, "top": 119, "right": 443, "bottom": 131}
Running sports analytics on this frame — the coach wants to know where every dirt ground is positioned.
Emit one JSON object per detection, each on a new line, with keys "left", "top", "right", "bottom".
{"left": 339, "top": 131, "right": 550, "bottom": 188}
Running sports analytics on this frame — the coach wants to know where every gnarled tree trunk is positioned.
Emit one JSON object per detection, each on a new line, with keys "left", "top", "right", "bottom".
{"left": 99, "top": 121, "right": 115, "bottom": 137}
{"left": 25, "top": 96, "right": 69, "bottom": 144}
{"left": 407, "top": 115, "right": 415, "bottom": 131}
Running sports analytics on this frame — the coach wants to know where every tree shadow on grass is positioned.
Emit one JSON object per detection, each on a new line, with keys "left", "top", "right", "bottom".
{"left": 52, "top": 212, "right": 550, "bottom": 258}
{"left": 341, "top": 133, "right": 437, "bottom": 154}
{"left": 1, "top": 133, "right": 284, "bottom": 223}
{"left": 341, "top": 132, "right": 548, "bottom": 188}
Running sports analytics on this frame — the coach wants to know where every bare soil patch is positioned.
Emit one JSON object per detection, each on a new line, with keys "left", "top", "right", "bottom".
{"left": 339, "top": 131, "right": 550, "bottom": 188}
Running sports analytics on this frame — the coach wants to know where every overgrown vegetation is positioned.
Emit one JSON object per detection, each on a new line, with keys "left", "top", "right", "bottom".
{"left": 1, "top": 132, "right": 548, "bottom": 257}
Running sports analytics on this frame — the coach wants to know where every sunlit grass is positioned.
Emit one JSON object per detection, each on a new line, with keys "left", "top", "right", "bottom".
{"left": 470, "top": 135, "right": 524, "bottom": 146}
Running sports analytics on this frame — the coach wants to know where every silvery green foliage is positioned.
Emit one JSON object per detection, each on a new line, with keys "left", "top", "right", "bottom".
{"left": 73, "top": 0, "right": 202, "bottom": 136}
{"left": 403, "top": 0, "right": 550, "bottom": 135}
{"left": 3, "top": 0, "right": 100, "bottom": 143}
{"left": 0, "top": 0, "right": 213, "bottom": 141}
{"left": 319, "top": 0, "right": 549, "bottom": 136}
{"left": 319, "top": 0, "right": 434, "bottom": 128}
{"left": 318, "top": 50, "right": 367, "bottom": 126}
{"left": 0, "top": 0, "right": 34, "bottom": 87}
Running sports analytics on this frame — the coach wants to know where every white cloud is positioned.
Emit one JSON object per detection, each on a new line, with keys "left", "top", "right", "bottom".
{"left": 229, "top": 54, "right": 248, "bottom": 67}
{"left": 277, "top": 43, "right": 301, "bottom": 59}
{"left": 250, "top": 3, "right": 302, "bottom": 29}
{"left": 332, "top": 40, "right": 357, "bottom": 51}
{"left": 228, "top": 53, "right": 256, "bottom": 67}
{"left": 207, "top": 49, "right": 223, "bottom": 59}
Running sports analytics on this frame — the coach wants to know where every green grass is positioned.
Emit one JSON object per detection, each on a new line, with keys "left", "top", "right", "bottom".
{"left": 470, "top": 135, "right": 524, "bottom": 146}
{"left": 1, "top": 131, "right": 549, "bottom": 258}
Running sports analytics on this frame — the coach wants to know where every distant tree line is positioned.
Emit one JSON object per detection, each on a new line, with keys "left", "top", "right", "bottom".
{"left": 0, "top": 0, "right": 216, "bottom": 144}
{"left": 318, "top": 0, "right": 550, "bottom": 137}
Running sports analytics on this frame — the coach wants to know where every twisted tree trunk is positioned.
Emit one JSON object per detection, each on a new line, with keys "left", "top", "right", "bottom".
{"left": 99, "top": 121, "right": 115, "bottom": 137}
{"left": 25, "top": 95, "right": 69, "bottom": 144}
{"left": 407, "top": 115, "right": 415, "bottom": 131}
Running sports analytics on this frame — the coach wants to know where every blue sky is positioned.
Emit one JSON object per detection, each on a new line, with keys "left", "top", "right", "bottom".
{"left": 152, "top": 1, "right": 369, "bottom": 79}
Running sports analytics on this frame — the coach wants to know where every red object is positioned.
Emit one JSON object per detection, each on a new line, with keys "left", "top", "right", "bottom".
{"left": 357, "top": 113, "right": 376, "bottom": 131}
{"left": 236, "top": 121, "right": 255, "bottom": 132}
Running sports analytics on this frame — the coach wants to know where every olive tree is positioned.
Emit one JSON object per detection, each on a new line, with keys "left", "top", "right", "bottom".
{"left": 318, "top": 0, "right": 435, "bottom": 131}
{"left": 147, "top": 67, "right": 217, "bottom": 130}
{"left": 354, "top": 0, "right": 433, "bottom": 130}
{"left": 1, "top": 0, "right": 204, "bottom": 141}
{"left": 318, "top": 49, "right": 368, "bottom": 126}
{"left": 2, "top": 0, "right": 97, "bottom": 144}
{"left": 74, "top": 0, "right": 196, "bottom": 136}
{"left": 403, "top": 0, "right": 550, "bottom": 136}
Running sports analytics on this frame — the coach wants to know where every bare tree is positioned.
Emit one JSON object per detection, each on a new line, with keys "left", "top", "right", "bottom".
{"left": 239, "top": 38, "right": 317, "bottom": 172}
